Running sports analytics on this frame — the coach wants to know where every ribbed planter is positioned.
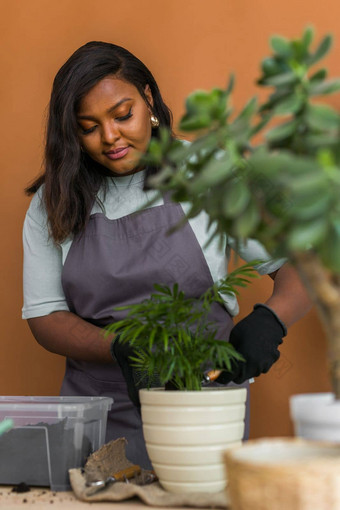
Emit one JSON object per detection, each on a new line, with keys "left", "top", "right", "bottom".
{"left": 224, "top": 438, "right": 340, "bottom": 510}
{"left": 139, "top": 387, "right": 246, "bottom": 493}
{"left": 290, "top": 393, "right": 340, "bottom": 441}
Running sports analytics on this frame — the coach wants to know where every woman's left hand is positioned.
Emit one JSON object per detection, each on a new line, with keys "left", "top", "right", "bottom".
{"left": 217, "top": 262, "right": 313, "bottom": 385}
{"left": 216, "top": 303, "right": 286, "bottom": 384}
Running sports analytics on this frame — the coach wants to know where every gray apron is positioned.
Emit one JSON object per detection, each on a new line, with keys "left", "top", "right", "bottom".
{"left": 60, "top": 192, "right": 250, "bottom": 467}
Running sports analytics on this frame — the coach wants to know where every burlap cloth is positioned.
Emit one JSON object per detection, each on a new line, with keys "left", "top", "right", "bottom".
{"left": 69, "top": 438, "right": 229, "bottom": 508}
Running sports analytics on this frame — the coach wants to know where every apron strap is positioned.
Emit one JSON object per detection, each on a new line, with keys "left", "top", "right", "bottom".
{"left": 162, "top": 191, "right": 175, "bottom": 204}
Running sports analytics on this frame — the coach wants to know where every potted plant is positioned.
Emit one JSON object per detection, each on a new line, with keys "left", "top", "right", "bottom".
{"left": 106, "top": 265, "right": 258, "bottom": 493}
{"left": 144, "top": 26, "right": 340, "bottom": 437}
{"left": 135, "top": 26, "right": 340, "bottom": 504}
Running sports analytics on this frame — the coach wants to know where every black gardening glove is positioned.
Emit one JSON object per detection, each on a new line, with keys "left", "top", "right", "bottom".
{"left": 110, "top": 338, "right": 160, "bottom": 408}
{"left": 216, "top": 303, "right": 287, "bottom": 385}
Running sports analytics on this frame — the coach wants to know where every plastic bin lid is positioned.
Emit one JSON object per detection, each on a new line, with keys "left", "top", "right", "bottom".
{"left": 0, "top": 396, "right": 113, "bottom": 411}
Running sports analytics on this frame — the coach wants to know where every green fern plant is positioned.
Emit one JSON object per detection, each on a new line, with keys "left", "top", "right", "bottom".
{"left": 105, "top": 262, "right": 259, "bottom": 391}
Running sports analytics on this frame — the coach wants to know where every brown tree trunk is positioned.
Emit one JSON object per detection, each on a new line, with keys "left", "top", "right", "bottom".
{"left": 292, "top": 251, "right": 340, "bottom": 399}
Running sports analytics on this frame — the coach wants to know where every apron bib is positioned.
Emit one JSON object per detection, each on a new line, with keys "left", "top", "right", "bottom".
{"left": 61, "top": 193, "right": 249, "bottom": 467}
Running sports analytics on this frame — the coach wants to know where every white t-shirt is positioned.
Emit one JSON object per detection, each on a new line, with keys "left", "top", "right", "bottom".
{"left": 22, "top": 170, "right": 285, "bottom": 319}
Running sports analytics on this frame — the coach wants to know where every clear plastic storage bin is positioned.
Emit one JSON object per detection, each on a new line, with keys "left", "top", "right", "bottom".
{"left": 0, "top": 396, "right": 113, "bottom": 491}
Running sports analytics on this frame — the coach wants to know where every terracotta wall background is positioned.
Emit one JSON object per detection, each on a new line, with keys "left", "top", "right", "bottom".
{"left": 1, "top": 0, "right": 338, "bottom": 437}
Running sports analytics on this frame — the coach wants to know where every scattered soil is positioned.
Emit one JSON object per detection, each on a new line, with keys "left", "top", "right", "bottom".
{"left": 11, "top": 482, "right": 31, "bottom": 493}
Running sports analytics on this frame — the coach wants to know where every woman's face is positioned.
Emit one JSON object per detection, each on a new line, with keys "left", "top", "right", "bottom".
{"left": 77, "top": 76, "right": 153, "bottom": 176}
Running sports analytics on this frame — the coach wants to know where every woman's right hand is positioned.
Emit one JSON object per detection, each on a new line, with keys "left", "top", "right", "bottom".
{"left": 110, "top": 339, "right": 160, "bottom": 407}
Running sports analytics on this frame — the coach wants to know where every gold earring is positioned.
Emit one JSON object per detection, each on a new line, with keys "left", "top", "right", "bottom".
{"left": 150, "top": 115, "right": 159, "bottom": 128}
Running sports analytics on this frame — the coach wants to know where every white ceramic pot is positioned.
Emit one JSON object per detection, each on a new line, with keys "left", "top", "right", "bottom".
{"left": 224, "top": 437, "right": 340, "bottom": 510}
{"left": 139, "top": 386, "right": 246, "bottom": 493}
{"left": 290, "top": 393, "right": 340, "bottom": 441}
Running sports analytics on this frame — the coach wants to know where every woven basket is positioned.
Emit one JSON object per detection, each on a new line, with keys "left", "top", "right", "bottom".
{"left": 224, "top": 437, "right": 340, "bottom": 510}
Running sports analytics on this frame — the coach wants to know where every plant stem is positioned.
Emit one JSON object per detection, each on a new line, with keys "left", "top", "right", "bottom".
{"left": 293, "top": 251, "right": 340, "bottom": 398}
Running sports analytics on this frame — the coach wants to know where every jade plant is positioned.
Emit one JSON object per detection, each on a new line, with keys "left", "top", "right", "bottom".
{"left": 141, "top": 27, "right": 340, "bottom": 395}
{"left": 106, "top": 263, "right": 259, "bottom": 391}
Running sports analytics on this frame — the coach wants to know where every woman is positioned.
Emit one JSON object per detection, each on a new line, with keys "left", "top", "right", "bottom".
{"left": 23, "top": 41, "right": 311, "bottom": 468}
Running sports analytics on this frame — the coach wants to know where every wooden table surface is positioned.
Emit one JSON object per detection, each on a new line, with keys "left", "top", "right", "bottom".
{"left": 0, "top": 486, "right": 215, "bottom": 510}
